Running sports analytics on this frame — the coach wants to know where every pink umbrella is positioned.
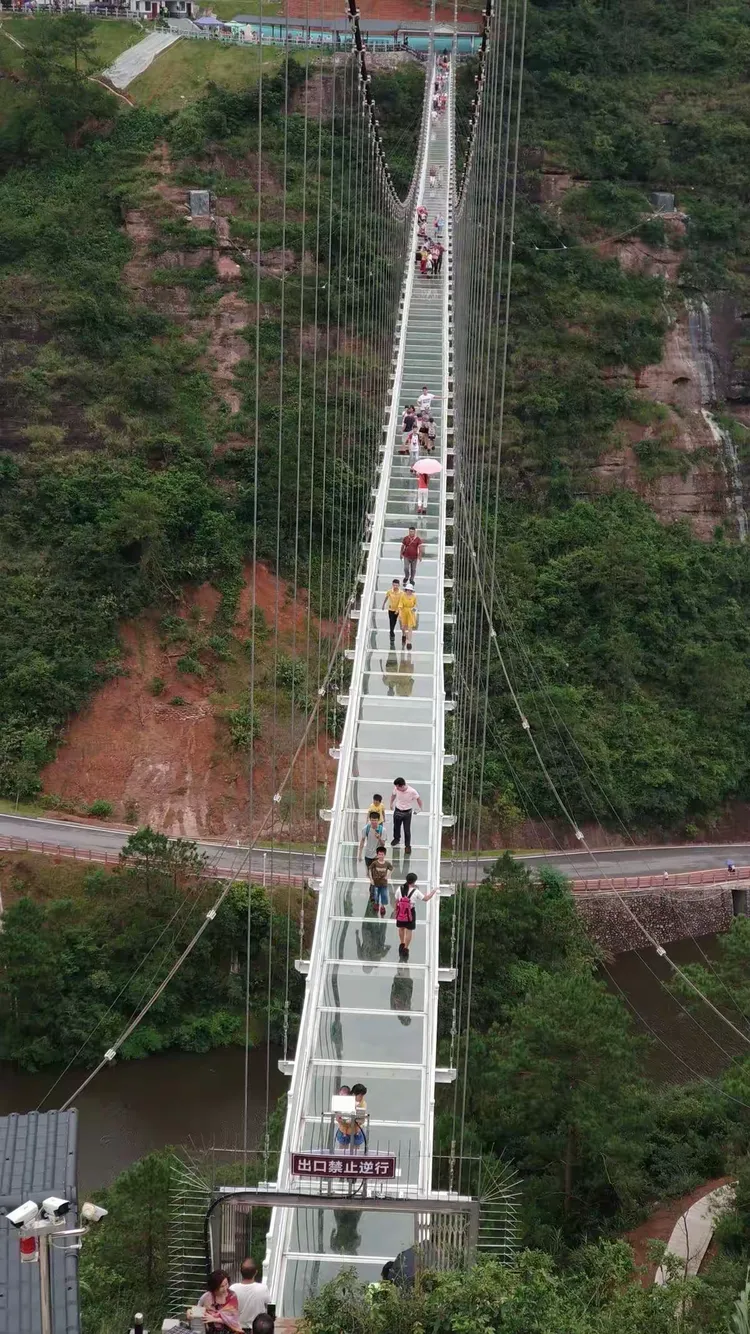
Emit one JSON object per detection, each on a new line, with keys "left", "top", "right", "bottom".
{"left": 413, "top": 458, "right": 442, "bottom": 475}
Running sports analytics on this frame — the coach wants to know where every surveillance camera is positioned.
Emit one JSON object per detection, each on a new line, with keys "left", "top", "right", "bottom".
{"left": 41, "top": 1197, "right": 71, "bottom": 1220}
{"left": 81, "top": 1202, "right": 108, "bottom": 1224}
{"left": 6, "top": 1201, "right": 39, "bottom": 1229}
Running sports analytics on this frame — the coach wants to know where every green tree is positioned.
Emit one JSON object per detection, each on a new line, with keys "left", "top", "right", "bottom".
{"left": 462, "top": 969, "right": 647, "bottom": 1241}
{"left": 79, "top": 1151, "right": 173, "bottom": 1334}
{"left": 443, "top": 856, "right": 595, "bottom": 1029}
{"left": 301, "top": 1246, "right": 697, "bottom": 1334}
{"left": 40, "top": 13, "right": 99, "bottom": 74}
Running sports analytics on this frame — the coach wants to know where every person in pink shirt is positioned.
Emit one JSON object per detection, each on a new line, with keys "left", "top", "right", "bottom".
{"left": 390, "top": 776, "right": 423, "bottom": 854}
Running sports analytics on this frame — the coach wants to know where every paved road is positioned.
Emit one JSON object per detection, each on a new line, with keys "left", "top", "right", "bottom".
{"left": 1, "top": 813, "right": 748, "bottom": 884}
{"left": 103, "top": 31, "right": 180, "bottom": 89}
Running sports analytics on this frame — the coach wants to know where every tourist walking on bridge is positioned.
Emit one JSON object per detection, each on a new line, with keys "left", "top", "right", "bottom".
{"left": 390, "top": 776, "right": 423, "bottom": 854}
{"left": 400, "top": 525, "right": 423, "bottom": 584}
{"left": 358, "top": 810, "right": 385, "bottom": 872}
{"left": 383, "top": 578, "right": 402, "bottom": 646}
{"left": 398, "top": 583, "right": 418, "bottom": 650}
{"left": 394, "top": 872, "right": 437, "bottom": 961}
{"left": 368, "top": 844, "right": 393, "bottom": 916}
{"left": 416, "top": 471, "right": 429, "bottom": 515}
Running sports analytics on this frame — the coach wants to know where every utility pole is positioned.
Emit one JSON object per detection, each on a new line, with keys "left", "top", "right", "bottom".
{"left": 38, "top": 1231, "right": 53, "bottom": 1334}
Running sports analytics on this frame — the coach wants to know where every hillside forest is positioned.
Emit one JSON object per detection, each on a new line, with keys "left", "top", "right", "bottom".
{"left": 0, "top": 0, "right": 748, "bottom": 841}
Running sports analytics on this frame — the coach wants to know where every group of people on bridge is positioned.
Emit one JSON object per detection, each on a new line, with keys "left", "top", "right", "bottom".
{"left": 357, "top": 782, "right": 437, "bottom": 960}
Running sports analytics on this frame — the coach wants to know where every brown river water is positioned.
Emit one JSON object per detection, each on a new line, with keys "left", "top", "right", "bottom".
{"left": 0, "top": 1046, "right": 285, "bottom": 1197}
{"left": 0, "top": 934, "right": 742, "bottom": 1195}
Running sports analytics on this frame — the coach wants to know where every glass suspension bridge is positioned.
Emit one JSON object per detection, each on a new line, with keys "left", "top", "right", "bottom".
{"left": 205, "top": 4, "right": 528, "bottom": 1312}
{"left": 39, "top": 1, "right": 528, "bottom": 1320}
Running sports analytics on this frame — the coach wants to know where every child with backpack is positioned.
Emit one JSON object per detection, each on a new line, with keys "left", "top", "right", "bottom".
{"left": 394, "top": 872, "right": 437, "bottom": 961}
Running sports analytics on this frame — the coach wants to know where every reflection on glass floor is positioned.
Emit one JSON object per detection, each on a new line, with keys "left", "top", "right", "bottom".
{"left": 274, "top": 57, "right": 452, "bottom": 1317}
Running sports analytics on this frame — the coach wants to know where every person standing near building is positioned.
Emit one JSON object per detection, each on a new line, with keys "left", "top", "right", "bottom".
{"left": 400, "top": 525, "right": 423, "bottom": 585}
{"left": 390, "top": 776, "right": 423, "bottom": 854}
{"left": 230, "top": 1260, "right": 271, "bottom": 1333}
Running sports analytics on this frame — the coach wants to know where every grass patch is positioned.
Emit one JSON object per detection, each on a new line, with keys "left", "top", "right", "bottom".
{"left": 208, "top": 0, "right": 282, "bottom": 17}
{"left": 129, "top": 39, "right": 316, "bottom": 112}
{"left": 0, "top": 16, "right": 142, "bottom": 72}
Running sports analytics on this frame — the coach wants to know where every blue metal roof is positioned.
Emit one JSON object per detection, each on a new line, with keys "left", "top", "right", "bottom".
{"left": 0, "top": 1111, "right": 80, "bottom": 1334}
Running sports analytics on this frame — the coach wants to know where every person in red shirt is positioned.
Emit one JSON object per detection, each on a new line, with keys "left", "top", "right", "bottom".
{"left": 400, "top": 526, "right": 424, "bottom": 585}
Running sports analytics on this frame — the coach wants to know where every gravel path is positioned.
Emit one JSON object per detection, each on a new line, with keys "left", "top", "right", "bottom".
{"left": 103, "top": 30, "right": 180, "bottom": 89}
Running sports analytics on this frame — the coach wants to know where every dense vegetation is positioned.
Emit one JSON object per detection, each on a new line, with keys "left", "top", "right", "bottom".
{"left": 438, "top": 858, "right": 745, "bottom": 1252}
{"left": 0, "top": 829, "right": 304, "bottom": 1069}
{"left": 0, "top": 27, "right": 417, "bottom": 801}
{"left": 457, "top": 0, "right": 750, "bottom": 837}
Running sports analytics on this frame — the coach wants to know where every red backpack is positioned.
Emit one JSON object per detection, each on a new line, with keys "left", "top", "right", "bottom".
{"left": 395, "top": 889, "right": 415, "bottom": 926}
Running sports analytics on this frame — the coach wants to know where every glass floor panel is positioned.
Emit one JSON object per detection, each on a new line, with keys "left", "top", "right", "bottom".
{"left": 320, "top": 961, "right": 425, "bottom": 1011}
{"left": 314, "top": 1011, "right": 424, "bottom": 1064}
{"left": 325, "top": 917, "right": 429, "bottom": 965}
{"left": 289, "top": 1207, "right": 419, "bottom": 1260}
{"left": 355, "top": 721, "right": 434, "bottom": 750}
{"left": 361, "top": 671, "right": 436, "bottom": 699}
{"left": 359, "top": 697, "right": 434, "bottom": 723}
{"left": 351, "top": 749, "right": 434, "bottom": 780}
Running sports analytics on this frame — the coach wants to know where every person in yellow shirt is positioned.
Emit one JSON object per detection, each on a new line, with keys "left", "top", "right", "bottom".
{"left": 382, "top": 578, "right": 402, "bottom": 647}
{"left": 370, "top": 793, "right": 386, "bottom": 826}
{"left": 398, "top": 583, "right": 418, "bottom": 651}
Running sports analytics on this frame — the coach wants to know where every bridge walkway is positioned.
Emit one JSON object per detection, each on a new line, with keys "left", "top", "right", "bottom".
{"left": 267, "top": 56, "right": 452, "bottom": 1315}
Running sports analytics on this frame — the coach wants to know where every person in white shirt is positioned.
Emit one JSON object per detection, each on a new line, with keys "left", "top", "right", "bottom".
{"left": 417, "top": 386, "right": 433, "bottom": 416}
{"left": 390, "top": 776, "right": 423, "bottom": 853}
{"left": 394, "top": 871, "right": 437, "bottom": 960}
{"left": 230, "top": 1259, "right": 271, "bottom": 1331}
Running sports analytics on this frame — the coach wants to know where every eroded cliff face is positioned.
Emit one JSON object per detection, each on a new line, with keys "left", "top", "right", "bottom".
{"left": 540, "top": 169, "right": 750, "bottom": 540}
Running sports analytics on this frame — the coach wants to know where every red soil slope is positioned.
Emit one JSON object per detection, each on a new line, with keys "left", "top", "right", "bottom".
{"left": 41, "top": 564, "right": 342, "bottom": 842}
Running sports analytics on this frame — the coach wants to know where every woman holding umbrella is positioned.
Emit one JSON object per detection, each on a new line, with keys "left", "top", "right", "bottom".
{"left": 411, "top": 456, "right": 442, "bottom": 514}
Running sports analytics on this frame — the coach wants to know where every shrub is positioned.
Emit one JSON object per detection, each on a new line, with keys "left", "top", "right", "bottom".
{"left": 176, "top": 653, "right": 205, "bottom": 678}
{"left": 227, "top": 700, "right": 260, "bottom": 750}
{"left": 88, "top": 799, "right": 113, "bottom": 819}
{"left": 149, "top": 676, "right": 166, "bottom": 696}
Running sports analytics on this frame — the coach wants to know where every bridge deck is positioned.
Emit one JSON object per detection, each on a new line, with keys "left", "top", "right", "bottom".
{"left": 267, "top": 57, "right": 452, "bottom": 1316}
